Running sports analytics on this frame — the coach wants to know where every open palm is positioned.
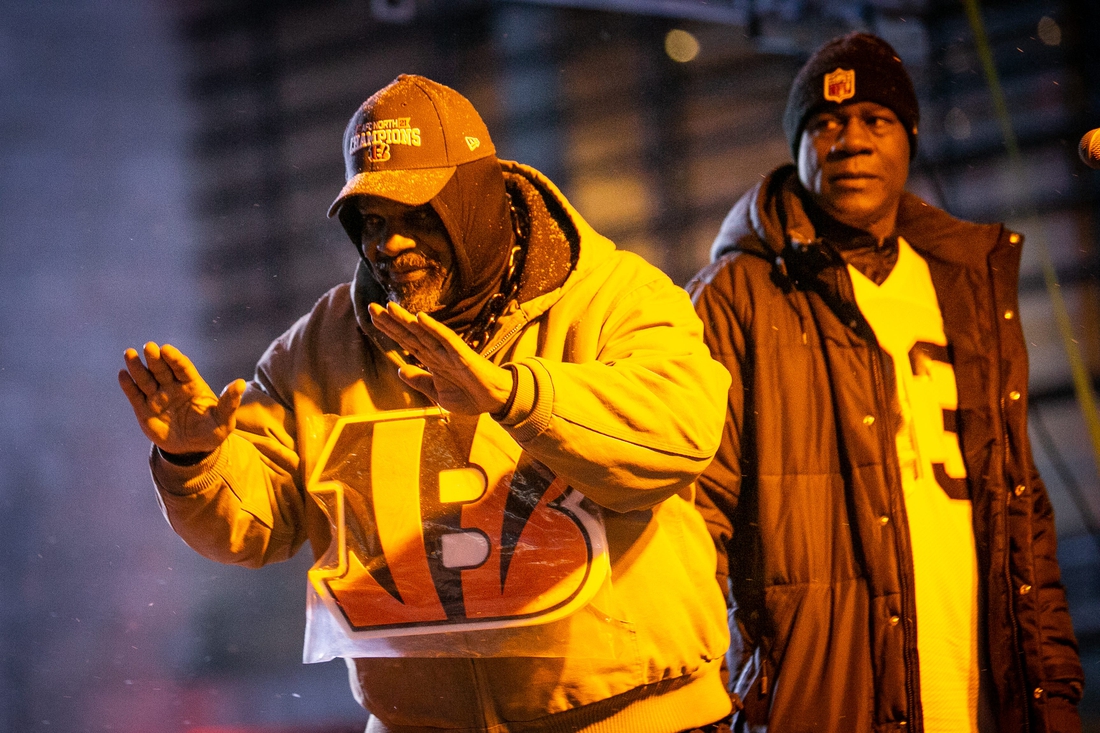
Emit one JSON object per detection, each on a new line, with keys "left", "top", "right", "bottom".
{"left": 368, "top": 302, "right": 514, "bottom": 416}
{"left": 117, "top": 342, "right": 245, "bottom": 456}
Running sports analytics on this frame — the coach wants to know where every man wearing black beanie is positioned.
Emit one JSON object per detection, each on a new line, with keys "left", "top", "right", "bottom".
{"left": 688, "top": 32, "right": 1084, "bottom": 733}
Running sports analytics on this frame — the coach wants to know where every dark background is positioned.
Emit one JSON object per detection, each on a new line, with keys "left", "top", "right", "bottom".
{"left": 1, "top": 0, "right": 1098, "bottom": 731}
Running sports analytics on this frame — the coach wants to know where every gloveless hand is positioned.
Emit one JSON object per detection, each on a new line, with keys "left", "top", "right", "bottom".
{"left": 117, "top": 342, "right": 246, "bottom": 455}
{"left": 368, "top": 302, "right": 514, "bottom": 416}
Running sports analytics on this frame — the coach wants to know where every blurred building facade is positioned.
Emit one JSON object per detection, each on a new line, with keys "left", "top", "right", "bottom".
{"left": 1, "top": 0, "right": 1097, "bottom": 730}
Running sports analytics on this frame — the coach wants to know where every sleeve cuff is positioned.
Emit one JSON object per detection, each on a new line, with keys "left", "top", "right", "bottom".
{"left": 502, "top": 359, "right": 554, "bottom": 443}
{"left": 158, "top": 447, "right": 213, "bottom": 466}
{"left": 495, "top": 362, "right": 537, "bottom": 426}
{"left": 150, "top": 442, "right": 226, "bottom": 496}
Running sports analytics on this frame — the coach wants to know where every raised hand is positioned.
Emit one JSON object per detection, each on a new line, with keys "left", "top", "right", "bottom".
{"left": 368, "top": 302, "right": 514, "bottom": 416}
{"left": 117, "top": 342, "right": 246, "bottom": 456}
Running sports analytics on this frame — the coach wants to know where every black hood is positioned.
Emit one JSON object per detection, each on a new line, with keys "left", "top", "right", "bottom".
{"left": 339, "top": 155, "right": 514, "bottom": 334}
{"left": 352, "top": 162, "right": 577, "bottom": 347}
{"left": 428, "top": 155, "right": 515, "bottom": 332}
{"left": 710, "top": 164, "right": 820, "bottom": 263}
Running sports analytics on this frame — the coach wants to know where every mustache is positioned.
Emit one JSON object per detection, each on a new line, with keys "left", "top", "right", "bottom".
{"left": 374, "top": 252, "right": 440, "bottom": 275}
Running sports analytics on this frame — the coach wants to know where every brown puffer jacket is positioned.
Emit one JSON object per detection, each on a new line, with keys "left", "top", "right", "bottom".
{"left": 686, "top": 164, "right": 1084, "bottom": 733}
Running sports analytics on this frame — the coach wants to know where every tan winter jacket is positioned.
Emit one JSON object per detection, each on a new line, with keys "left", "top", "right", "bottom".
{"left": 151, "top": 162, "right": 733, "bottom": 733}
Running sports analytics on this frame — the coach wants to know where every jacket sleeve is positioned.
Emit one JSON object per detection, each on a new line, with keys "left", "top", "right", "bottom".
{"left": 150, "top": 383, "right": 309, "bottom": 569}
{"left": 1028, "top": 462, "right": 1086, "bottom": 717}
{"left": 685, "top": 261, "right": 747, "bottom": 599}
{"left": 500, "top": 267, "right": 731, "bottom": 514}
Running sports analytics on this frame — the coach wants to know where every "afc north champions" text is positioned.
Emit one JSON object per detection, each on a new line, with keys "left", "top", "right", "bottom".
{"left": 349, "top": 117, "right": 422, "bottom": 153}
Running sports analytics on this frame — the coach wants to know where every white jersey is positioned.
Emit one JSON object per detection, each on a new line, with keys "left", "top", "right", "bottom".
{"left": 850, "top": 237, "right": 979, "bottom": 733}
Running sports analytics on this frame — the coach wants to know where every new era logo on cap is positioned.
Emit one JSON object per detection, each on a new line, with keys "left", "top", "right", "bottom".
{"left": 329, "top": 75, "right": 497, "bottom": 213}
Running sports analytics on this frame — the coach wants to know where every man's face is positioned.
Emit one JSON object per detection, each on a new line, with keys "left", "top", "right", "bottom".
{"left": 354, "top": 196, "right": 456, "bottom": 314}
{"left": 797, "top": 101, "right": 910, "bottom": 239}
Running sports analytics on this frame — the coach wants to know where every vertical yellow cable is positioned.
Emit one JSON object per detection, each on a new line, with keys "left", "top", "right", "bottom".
{"left": 962, "top": 0, "right": 1100, "bottom": 474}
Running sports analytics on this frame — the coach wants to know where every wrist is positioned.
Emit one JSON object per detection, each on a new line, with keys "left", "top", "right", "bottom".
{"left": 492, "top": 363, "right": 538, "bottom": 426}
{"left": 490, "top": 365, "right": 520, "bottom": 420}
{"left": 157, "top": 446, "right": 214, "bottom": 466}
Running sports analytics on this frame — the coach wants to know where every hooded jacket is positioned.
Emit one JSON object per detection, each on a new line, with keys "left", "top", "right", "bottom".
{"left": 150, "top": 161, "right": 734, "bottom": 733}
{"left": 687, "top": 165, "right": 1083, "bottom": 733}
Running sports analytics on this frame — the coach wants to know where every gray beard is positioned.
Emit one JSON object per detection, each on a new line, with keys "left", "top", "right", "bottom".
{"left": 385, "top": 267, "right": 447, "bottom": 315}
{"left": 371, "top": 251, "right": 449, "bottom": 315}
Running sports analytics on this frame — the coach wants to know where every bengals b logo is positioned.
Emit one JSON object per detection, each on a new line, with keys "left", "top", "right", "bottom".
{"left": 367, "top": 142, "right": 391, "bottom": 163}
{"left": 306, "top": 408, "right": 608, "bottom": 638}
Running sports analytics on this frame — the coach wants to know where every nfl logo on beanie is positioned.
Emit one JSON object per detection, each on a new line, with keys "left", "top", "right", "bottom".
{"left": 824, "top": 68, "right": 855, "bottom": 104}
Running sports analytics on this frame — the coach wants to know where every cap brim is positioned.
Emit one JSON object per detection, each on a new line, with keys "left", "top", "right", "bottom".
{"left": 327, "top": 167, "right": 457, "bottom": 217}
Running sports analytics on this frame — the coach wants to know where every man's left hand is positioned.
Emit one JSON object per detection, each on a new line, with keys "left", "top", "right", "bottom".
{"left": 369, "top": 302, "right": 515, "bottom": 416}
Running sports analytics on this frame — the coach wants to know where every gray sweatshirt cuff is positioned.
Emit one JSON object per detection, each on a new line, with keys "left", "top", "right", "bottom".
{"left": 150, "top": 443, "right": 226, "bottom": 496}
{"left": 502, "top": 359, "right": 554, "bottom": 443}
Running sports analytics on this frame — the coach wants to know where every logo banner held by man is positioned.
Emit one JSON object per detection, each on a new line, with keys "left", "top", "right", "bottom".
{"left": 302, "top": 408, "right": 612, "bottom": 660}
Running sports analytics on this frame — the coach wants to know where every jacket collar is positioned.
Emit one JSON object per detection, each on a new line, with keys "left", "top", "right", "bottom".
{"left": 711, "top": 164, "right": 1007, "bottom": 271}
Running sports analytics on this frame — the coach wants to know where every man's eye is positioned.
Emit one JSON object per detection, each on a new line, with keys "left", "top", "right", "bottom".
{"left": 407, "top": 208, "right": 444, "bottom": 233}
{"left": 408, "top": 209, "right": 434, "bottom": 226}
{"left": 362, "top": 215, "right": 385, "bottom": 234}
{"left": 810, "top": 117, "right": 840, "bottom": 133}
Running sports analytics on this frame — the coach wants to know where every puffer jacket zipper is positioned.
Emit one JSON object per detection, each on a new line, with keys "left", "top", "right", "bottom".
{"left": 868, "top": 340, "right": 922, "bottom": 732}
{"left": 836, "top": 264, "right": 923, "bottom": 732}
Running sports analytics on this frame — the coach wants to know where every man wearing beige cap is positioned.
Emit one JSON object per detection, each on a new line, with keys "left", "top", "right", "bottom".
{"left": 119, "top": 74, "right": 734, "bottom": 732}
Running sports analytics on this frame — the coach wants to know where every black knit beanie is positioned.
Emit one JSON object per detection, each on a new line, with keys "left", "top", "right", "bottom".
{"left": 783, "top": 32, "right": 920, "bottom": 161}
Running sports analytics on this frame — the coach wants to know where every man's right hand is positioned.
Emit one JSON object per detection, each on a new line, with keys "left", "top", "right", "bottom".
{"left": 117, "top": 342, "right": 246, "bottom": 457}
